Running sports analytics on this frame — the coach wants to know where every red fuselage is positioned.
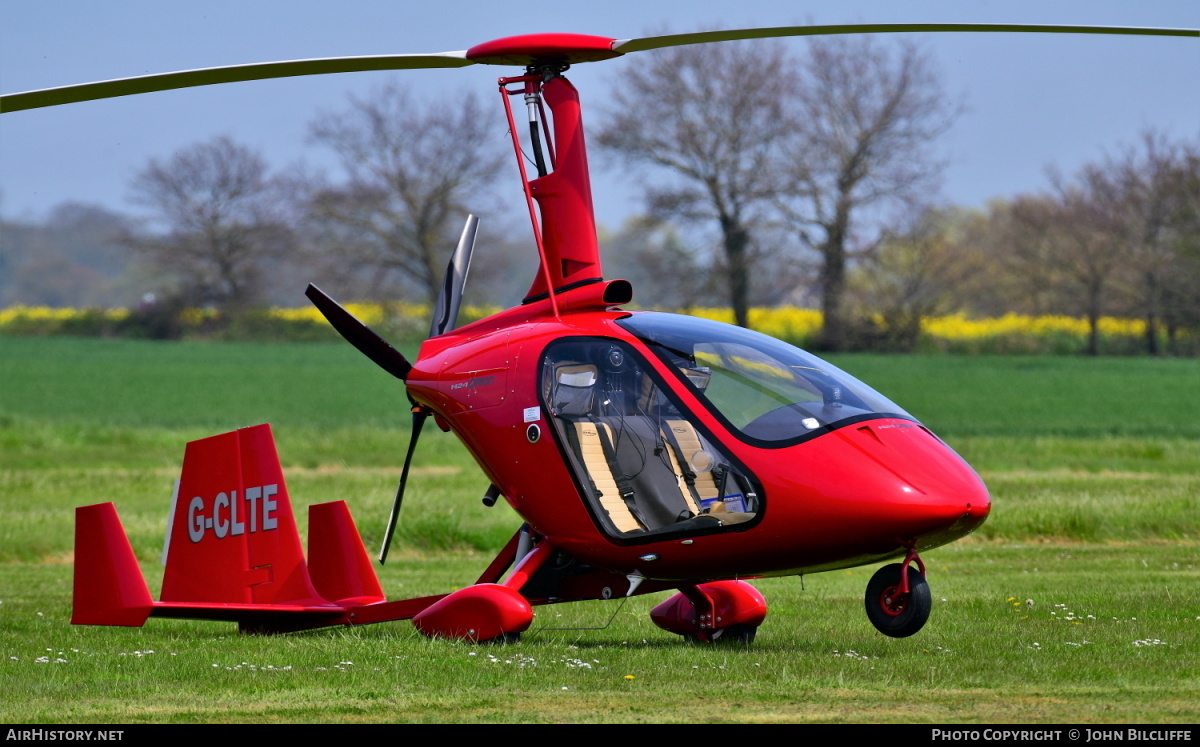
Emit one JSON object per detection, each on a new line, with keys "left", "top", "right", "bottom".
{"left": 407, "top": 297, "right": 990, "bottom": 583}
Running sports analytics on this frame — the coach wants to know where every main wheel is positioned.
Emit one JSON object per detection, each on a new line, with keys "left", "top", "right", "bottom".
{"left": 680, "top": 623, "right": 758, "bottom": 645}
{"left": 712, "top": 623, "right": 757, "bottom": 644}
{"left": 864, "top": 563, "right": 931, "bottom": 638}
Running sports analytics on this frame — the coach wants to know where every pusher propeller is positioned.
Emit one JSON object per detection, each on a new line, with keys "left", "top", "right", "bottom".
{"left": 304, "top": 283, "right": 413, "bottom": 381}
{"left": 306, "top": 215, "right": 481, "bottom": 563}
{"left": 377, "top": 214, "right": 482, "bottom": 563}
{"left": 302, "top": 283, "right": 420, "bottom": 562}
{"left": 429, "top": 215, "right": 480, "bottom": 339}
{"left": 379, "top": 406, "right": 429, "bottom": 564}
{"left": 376, "top": 214, "right": 483, "bottom": 563}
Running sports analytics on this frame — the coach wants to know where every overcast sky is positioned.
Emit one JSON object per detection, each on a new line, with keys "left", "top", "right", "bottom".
{"left": 1, "top": 0, "right": 1196, "bottom": 233}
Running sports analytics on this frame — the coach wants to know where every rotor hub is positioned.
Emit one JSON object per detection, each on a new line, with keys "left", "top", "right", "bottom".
{"left": 466, "top": 33, "right": 622, "bottom": 66}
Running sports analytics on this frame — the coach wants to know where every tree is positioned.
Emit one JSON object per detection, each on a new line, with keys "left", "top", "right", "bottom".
{"left": 1106, "top": 131, "right": 1199, "bottom": 354}
{"left": 1159, "top": 142, "right": 1200, "bottom": 353}
{"left": 128, "top": 136, "right": 292, "bottom": 310}
{"left": 307, "top": 83, "right": 506, "bottom": 307}
{"left": 1013, "top": 171, "right": 1128, "bottom": 356}
{"left": 776, "top": 36, "right": 959, "bottom": 351}
{"left": 596, "top": 40, "right": 795, "bottom": 328}
{"left": 602, "top": 216, "right": 713, "bottom": 311}
{"left": 850, "top": 206, "right": 979, "bottom": 351}
{"left": 0, "top": 202, "right": 140, "bottom": 308}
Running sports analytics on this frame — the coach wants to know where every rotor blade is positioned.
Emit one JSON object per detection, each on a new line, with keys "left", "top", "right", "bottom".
{"left": 1, "top": 52, "right": 473, "bottom": 113}
{"left": 613, "top": 23, "right": 1198, "bottom": 54}
{"left": 379, "top": 409, "right": 429, "bottom": 564}
{"left": 7, "top": 24, "right": 1194, "bottom": 114}
{"left": 305, "top": 283, "right": 412, "bottom": 381}
{"left": 429, "top": 215, "right": 480, "bottom": 339}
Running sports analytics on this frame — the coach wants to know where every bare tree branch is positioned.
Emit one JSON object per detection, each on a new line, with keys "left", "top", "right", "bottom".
{"left": 128, "top": 136, "right": 292, "bottom": 310}
{"left": 777, "top": 36, "right": 960, "bottom": 351}
{"left": 597, "top": 39, "right": 795, "bottom": 327}
{"left": 307, "top": 83, "right": 505, "bottom": 306}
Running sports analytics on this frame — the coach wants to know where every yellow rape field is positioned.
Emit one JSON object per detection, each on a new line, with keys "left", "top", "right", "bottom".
{"left": 0, "top": 303, "right": 1183, "bottom": 354}
{"left": 922, "top": 313, "right": 1145, "bottom": 340}
{"left": 0, "top": 306, "right": 130, "bottom": 324}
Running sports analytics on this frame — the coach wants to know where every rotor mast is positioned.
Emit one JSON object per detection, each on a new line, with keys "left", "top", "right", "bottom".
{"left": 499, "top": 71, "right": 602, "bottom": 305}
{"left": 469, "top": 35, "right": 619, "bottom": 308}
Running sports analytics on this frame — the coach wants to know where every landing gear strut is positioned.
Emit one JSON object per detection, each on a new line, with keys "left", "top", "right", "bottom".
{"left": 864, "top": 552, "right": 931, "bottom": 638}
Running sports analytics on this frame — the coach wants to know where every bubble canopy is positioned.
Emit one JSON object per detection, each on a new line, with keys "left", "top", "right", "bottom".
{"left": 617, "top": 312, "right": 915, "bottom": 446}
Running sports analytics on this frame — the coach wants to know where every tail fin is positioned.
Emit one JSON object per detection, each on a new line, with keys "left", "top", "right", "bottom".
{"left": 161, "top": 423, "right": 326, "bottom": 606}
{"left": 73, "top": 423, "right": 392, "bottom": 632}
{"left": 73, "top": 503, "right": 154, "bottom": 626}
{"left": 308, "top": 500, "right": 385, "bottom": 605}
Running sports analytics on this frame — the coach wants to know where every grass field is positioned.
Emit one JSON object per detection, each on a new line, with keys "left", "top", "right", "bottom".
{"left": 1, "top": 337, "right": 1197, "bottom": 723}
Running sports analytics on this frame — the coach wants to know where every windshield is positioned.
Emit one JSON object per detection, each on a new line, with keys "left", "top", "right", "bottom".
{"left": 617, "top": 312, "right": 914, "bottom": 445}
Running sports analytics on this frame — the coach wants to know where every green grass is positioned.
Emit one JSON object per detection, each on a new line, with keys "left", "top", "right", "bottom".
{"left": 1, "top": 338, "right": 1198, "bottom": 723}
{"left": 0, "top": 337, "right": 413, "bottom": 429}
{"left": 2, "top": 546, "right": 1196, "bottom": 723}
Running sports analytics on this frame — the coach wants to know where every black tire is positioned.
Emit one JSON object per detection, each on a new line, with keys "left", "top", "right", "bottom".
{"left": 864, "top": 563, "right": 931, "bottom": 638}
{"left": 680, "top": 623, "right": 757, "bottom": 645}
{"left": 713, "top": 623, "right": 757, "bottom": 644}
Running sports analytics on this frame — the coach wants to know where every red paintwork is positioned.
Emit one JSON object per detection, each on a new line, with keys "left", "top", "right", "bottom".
{"left": 407, "top": 307, "right": 989, "bottom": 583}
{"left": 412, "top": 584, "right": 533, "bottom": 641}
{"left": 70, "top": 427, "right": 453, "bottom": 634}
{"left": 876, "top": 583, "right": 910, "bottom": 617}
{"left": 650, "top": 581, "right": 768, "bottom": 638}
{"left": 897, "top": 546, "right": 925, "bottom": 596}
{"left": 71, "top": 54, "right": 991, "bottom": 641}
{"left": 73, "top": 503, "right": 153, "bottom": 626}
{"left": 466, "top": 33, "right": 621, "bottom": 66}
{"left": 308, "top": 501, "right": 385, "bottom": 606}
{"left": 501, "top": 540, "right": 555, "bottom": 591}
{"left": 522, "top": 77, "right": 602, "bottom": 299}
{"left": 160, "top": 425, "right": 327, "bottom": 606}
{"left": 497, "top": 75, "right": 562, "bottom": 317}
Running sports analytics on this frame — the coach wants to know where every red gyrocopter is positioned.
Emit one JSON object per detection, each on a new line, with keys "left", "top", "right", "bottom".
{"left": 3, "top": 22, "right": 1194, "bottom": 643}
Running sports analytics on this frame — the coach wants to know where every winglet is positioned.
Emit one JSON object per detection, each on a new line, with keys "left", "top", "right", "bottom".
{"left": 308, "top": 501, "right": 385, "bottom": 605}
{"left": 72, "top": 503, "right": 154, "bottom": 627}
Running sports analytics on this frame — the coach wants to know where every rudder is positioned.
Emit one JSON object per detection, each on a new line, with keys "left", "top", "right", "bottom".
{"left": 160, "top": 424, "right": 325, "bottom": 606}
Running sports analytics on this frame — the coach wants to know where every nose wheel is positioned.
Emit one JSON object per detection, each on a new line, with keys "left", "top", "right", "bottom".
{"left": 865, "top": 561, "right": 931, "bottom": 638}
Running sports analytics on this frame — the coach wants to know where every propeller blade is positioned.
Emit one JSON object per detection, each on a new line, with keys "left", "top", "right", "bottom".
{"left": 1, "top": 52, "right": 473, "bottom": 113}
{"left": 305, "top": 283, "right": 412, "bottom": 381}
{"left": 613, "top": 23, "right": 1197, "bottom": 54}
{"left": 379, "top": 408, "right": 429, "bottom": 564}
{"left": 429, "top": 215, "right": 480, "bottom": 339}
